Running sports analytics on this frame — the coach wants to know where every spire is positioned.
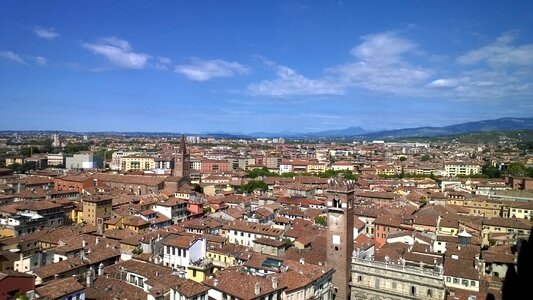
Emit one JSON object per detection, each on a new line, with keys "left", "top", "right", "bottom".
{"left": 180, "top": 134, "right": 187, "bottom": 154}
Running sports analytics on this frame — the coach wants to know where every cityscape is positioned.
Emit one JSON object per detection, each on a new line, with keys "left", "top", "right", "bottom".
{"left": 1, "top": 1, "right": 533, "bottom": 300}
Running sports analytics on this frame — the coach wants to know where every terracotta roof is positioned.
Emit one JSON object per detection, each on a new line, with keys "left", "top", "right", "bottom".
{"left": 443, "top": 258, "right": 480, "bottom": 280}
{"left": 162, "top": 234, "right": 202, "bottom": 249}
{"left": 203, "top": 267, "right": 285, "bottom": 300}
{"left": 35, "top": 276, "right": 84, "bottom": 299}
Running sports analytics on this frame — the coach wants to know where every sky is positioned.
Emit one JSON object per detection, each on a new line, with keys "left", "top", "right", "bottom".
{"left": 1, "top": 1, "right": 532, "bottom": 134}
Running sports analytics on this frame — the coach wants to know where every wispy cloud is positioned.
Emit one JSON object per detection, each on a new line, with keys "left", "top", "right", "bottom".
{"left": 457, "top": 31, "right": 533, "bottom": 67}
{"left": 330, "top": 32, "right": 430, "bottom": 95}
{"left": 0, "top": 51, "right": 26, "bottom": 64}
{"left": 427, "top": 32, "right": 533, "bottom": 101}
{"left": 82, "top": 37, "right": 151, "bottom": 69}
{"left": 154, "top": 56, "right": 172, "bottom": 70}
{"left": 34, "top": 56, "right": 47, "bottom": 66}
{"left": 32, "top": 26, "right": 60, "bottom": 40}
{"left": 175, "top": 58, "right": 249, "bottom": 81}
{"left": 247, "top": 32, "right": 429, "bottom": 97}
{"left": 247, "top": 65, "right": 344, "bottom": 96}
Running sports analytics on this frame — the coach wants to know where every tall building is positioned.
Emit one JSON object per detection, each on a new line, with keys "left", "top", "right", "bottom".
{"left": 174, "top": 134, "right": 190, "bottom": 179}
{"left": 51, "top": 132, "right": 60, "bottom": 147}
{"left": 82, "top": 195, "right": 112, "bottom": 226}
{"left": 326, "top": 179, "right": 355, "bottom": 300}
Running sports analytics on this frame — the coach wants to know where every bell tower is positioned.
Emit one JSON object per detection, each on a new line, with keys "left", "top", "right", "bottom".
{"left": 174, "top": 134, "right": 190, "bottom": 179}
{"left": 326, "top": 179, "right": 355, "bottom": 300}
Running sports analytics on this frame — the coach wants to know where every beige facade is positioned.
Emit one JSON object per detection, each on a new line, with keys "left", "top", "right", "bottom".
{"left": 307, "top": 163, "right": 327, "bottom": 173}
{"left": 120, "top": 156, "right": 155, "bottom": 172}
{"left": 351, "top": 255, "right": 446, "bottom": 300}
{"left": 82, "top": 197, "right": 112, "bottom": 226}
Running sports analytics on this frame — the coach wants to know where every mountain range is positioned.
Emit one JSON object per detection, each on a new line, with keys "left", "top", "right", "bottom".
{"left": 244, "top": 117, "right": 533, "bottom": 139}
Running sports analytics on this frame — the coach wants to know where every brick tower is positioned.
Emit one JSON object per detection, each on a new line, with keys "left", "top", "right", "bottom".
{"left": 173, "top": 134, "right": 190, "bottom": 179}
{"left": 326, "top": 179, "right": 355, "bottom": 300}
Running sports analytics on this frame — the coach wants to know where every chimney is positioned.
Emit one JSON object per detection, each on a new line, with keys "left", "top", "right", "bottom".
{"left": 96, "top": 237, "right": 100, "bottom": 245}
{"left": 214, "top": 278, "right": 219, "bottom": 287}
{"left": 271, "top": 277, "right": 278, "bottom": 289}
{"left": 255, "top": 282, "right": 261, "bottom": 295}
{"left": 82, "top": 240, "right": 87, "bottom": 248}
{"left": 86, "top": 267, "right": 94, "bottom": 287}
{"left": 299, "top": 258, "right": 305, "bottom": 265}
{"left": 98, "top": 263, "right": 104, "bottom": 276}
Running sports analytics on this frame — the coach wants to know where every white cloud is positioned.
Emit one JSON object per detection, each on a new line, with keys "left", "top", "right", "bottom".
{"left": 0, "top": 51, "right": 26, "bottom": 64}
{"left": 32, "top": 26, "right": 60, "bottom": 40}
{"left": 35, "top": 56, "right": 47, "bottom": 66}
{"left": 175, "top": 58, "right": 249, "bottom": 81}
{"left": 351, "top": 32, "right": 417, "bottom": 66}
{"left": 457, "top": 31, "right": 533, "bottom": 67}
{"left": 82, "top": 37, "right": 151, "bottom": 69}
{"left": 247, "top": 32, "right": 429, "bottom": 97}
{"left": 427, "top": 78, "right": 459, "bottom": 88}
{"left": 247, "top": 65, "right": 344, "bottom": 96}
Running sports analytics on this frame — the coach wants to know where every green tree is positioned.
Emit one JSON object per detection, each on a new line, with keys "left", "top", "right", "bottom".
{"left": 314, "top": 215, "right": 327, "bottom": 226}
{"left": 399, "top": 156, "right": 407, "bottom": 162}
{"left": 20, "top": 147, "right": 37, "bottom": 156}
{"left": 507, "top": 162, "right": 528, "bottom": 177}
{"left": 482, "top": 163, "right": 501, "bottom": 178}
{"left": 420, "top": 154, "right": 431, "bottom": 162}
{"left": 240, "top": 180, "right": 268, "bottom": 193}
{"left": 281, "top": 237, "right": 295, "bottom": 248}
{"left": 246, "top": 167, "right": 279, "bottom": 178}
{"left": 193, "top": 183, "right": 204, "bottom": 194}
{"left": 7, "top": 163, "right": 22, "bottom": 172}
{"left": 19, "top": 162, "right": 37, "bottom": 173}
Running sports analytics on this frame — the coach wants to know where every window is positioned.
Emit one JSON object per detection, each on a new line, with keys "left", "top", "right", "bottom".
{"left": 462, "top": 279, "right": 469, "bottom": 286}
{"left": 392, "top": 282, "right": 397, "bottom": 289}
{"left": 410, "top": 286, "right": 416, "bottom": 296}
{"left": 427, "top": 289, "right": 432, "bottom": 297}
{"left": 193, "top": 269, "right": 197, "bottom": 277}
{"left": 470, "top": 281, "right": 476, "bottom": 287}
{"left": 453, "top": 278, "right": 459, "bottom": 284}
{"left": 357, "top": 275, "right": 362, "bottom": 282}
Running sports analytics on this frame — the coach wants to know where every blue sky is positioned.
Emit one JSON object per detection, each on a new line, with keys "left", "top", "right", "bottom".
{"left": 1, "top": 1, "right": 532, "bottom": 134}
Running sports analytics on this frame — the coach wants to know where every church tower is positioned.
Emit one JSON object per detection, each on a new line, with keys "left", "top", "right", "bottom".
{"left": 173, "top": 134, "right": 190, "bottom": 179}
{"left": 326, "top": 179, "right": 355, "bottom": 300}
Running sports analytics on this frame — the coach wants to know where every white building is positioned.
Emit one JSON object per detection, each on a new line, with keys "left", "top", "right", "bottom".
{"left": 161, "top": 235, "right": 207, "bottom": 271}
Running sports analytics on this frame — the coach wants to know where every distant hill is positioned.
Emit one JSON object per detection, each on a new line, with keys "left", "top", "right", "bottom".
{"left": 362, "top": 117, "right": 533, "bottom": 139}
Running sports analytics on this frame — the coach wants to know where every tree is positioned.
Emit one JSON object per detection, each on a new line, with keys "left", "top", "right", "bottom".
{"left": 246, "top": 167, "right": 278, "bottom": 178}
{"left": 420, "top": 154, "right": 431, "bottom": 162}
{"left": 193, "top": 183, "right": 203, "bottom": 194}
{"left": 281, "top": 237, "right": 295, "bottom": 249}
{"left": 507, "top": 162, "right": 528, "bottom": 177}
{"left": 314, "top": 215, "right": 327, "bottom": 227}
{"left": 482, "top": 163, "right": 501, "bottom": 178}
{"left": 399, "top": 156, "right": 407, "bottom": 162}
{"left": 240, "top": 180, "right": 268, "bottom": 193}
{"left": 20, "top": 147, "right": 37, "bottom": 156}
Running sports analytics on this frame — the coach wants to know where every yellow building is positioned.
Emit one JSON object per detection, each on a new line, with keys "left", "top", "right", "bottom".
{"left": 5, "top": 156, "right": 24, "bottom": 166}
{"left": 508, "top": 201, "right": 533, "bottom": 219}
{"left": 82, "top": 196, "right": 112, "bottom": 225}
{"left": 306, "top": 163, "right": 326, "bottom": 173}
{"left": 206, "top": 246, "right": 239, "bottom": 271}
{"left": 120, "top": 156, "right": 155, "bottom": 172}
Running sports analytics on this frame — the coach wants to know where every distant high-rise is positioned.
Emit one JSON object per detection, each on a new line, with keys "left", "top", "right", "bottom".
{"left": 52, "top": 132, "right": 60, "bottom": 147}
{"left": 173, "top": 134, "right": 190, "bottom": 179}
{"left": 326, "top": 179, "right": 355, "bottom": 300}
